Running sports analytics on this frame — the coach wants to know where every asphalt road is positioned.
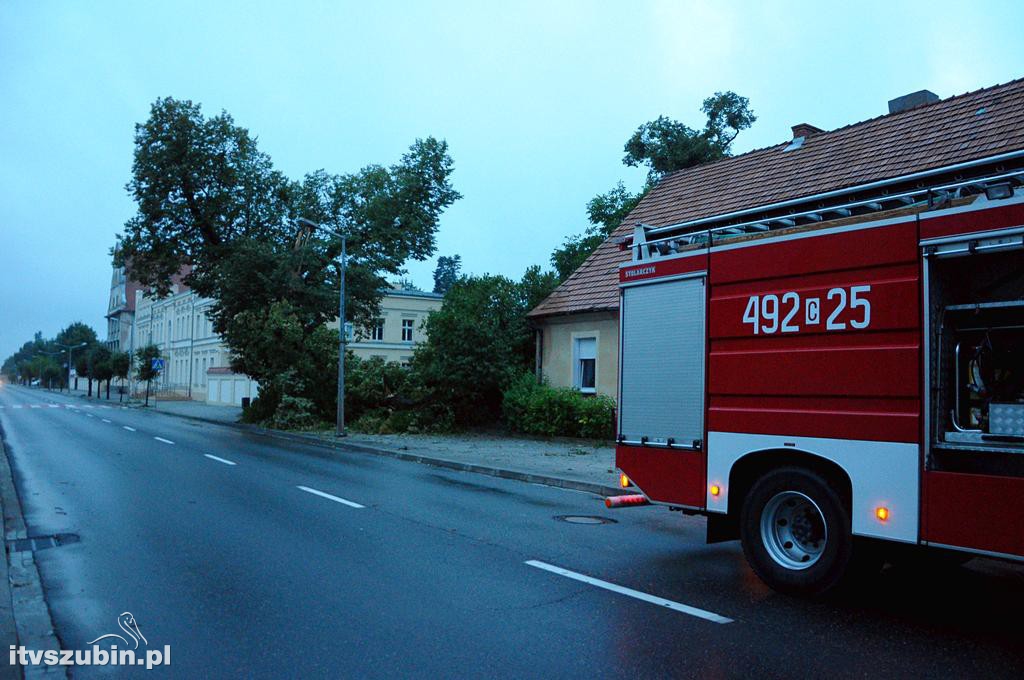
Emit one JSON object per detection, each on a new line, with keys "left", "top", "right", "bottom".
{"left": 1, "top": 384, "right": 1023, "bottom": 679}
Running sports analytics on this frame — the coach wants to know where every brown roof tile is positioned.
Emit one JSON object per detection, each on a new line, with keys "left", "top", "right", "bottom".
{"left": 529, "top": 78, "right": 1024, "bottom": 318}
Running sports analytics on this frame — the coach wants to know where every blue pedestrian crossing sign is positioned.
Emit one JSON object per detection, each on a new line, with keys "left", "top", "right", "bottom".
{"left": 151, "top": 358, "right": 165, "bottom": 372}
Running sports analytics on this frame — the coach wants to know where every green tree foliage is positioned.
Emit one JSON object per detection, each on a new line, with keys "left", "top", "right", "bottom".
{"left": 586, "top": 181, "right": 645, "bottom": 236}
{"left": 56, "top": 322, "right": 99, "bottom": 391}
{"left": 38, "top": 357, "right": 64, "bottom": 389}
{"left": 550, "top": 232, "right": 605, "bottom": 282}
{"left": 518, "top": 265, "right": 560, "bottom": 312}
{"left": 2, "top": 333, "right": 46, "bottom": 384}
{"left": 232, "top": 301, "right": 339, "bottom": 424}
{"left": 413, "top": 275, "right": 526, "bottom": 425}
{"left": 2, "top": 325, "right": 100, "bottom": 390}
{"left": 55, "top": 322, "right": 99, "bottom": 350}
{"left": 135, "top": 344, "right": 163, "bottom": 405}
{"left": 74, "top": 346, "right": 97, "bottom": 396}
{"left": 111, "top": 351, "right": 131, "bottom": 383}
{"left": 550, "top": 183, "right": 645, "bottom": 281}
{"left": 116, "top": 97, "right": 460, "bottom": 421}
{"left": 345, "top": 354, "right": 419, "bottom": 432}
{"left": 412, "top": 266, "right": 557, "bottom": 427}
{"left": 88, "top": 346, "right": 114, "bottom": 399}
{"left": 432, "top": 254, "right": 461, "bottom": 294}
{"left": 623, "top": 91, "right": 756, "bottom": 182}
{"left": 110, "top": 351, "right": 132, "bottom": 401}
{"left": 550, "top": 92, "right": 755, "bottom": 282}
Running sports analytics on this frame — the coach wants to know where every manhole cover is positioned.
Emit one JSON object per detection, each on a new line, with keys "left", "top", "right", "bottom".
{"left": 555, "top": 515, "right": 616, "bottom": 525}
{"left": 7, "top": 533, "right": 80, "bottom": 553}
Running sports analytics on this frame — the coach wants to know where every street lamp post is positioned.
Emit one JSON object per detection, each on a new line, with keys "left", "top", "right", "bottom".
{"left": 55, "top": 342, "right": 87, "bottom": 393}
{"left": 36, "top": 349, "right": 65, "bottom": 390}
{"left": 296, "top": 217, "right": 347, "bottom": 437}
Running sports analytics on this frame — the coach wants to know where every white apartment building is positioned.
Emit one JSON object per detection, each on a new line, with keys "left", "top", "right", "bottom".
{"left": 113, "top": 264, "right": 259, "bottom": 406}
{"left": 346, "top": 288, "right": 443, "bottom": 364}
{"left": 111, "top": 263, "right": 442, "bottom": 404}
{"left": 132, "top": 286, "right": 259, "bottom": 406}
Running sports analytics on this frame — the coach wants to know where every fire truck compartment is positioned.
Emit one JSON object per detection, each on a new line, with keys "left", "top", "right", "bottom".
{"left": 618, "top": 276, "right": 706, "bottom": 448}
{"left": 928, "top": 247, "right": 1024, "bottom": 475}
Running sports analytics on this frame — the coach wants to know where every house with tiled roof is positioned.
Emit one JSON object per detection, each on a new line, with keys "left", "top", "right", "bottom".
{"left": 528, "top": 78, "right": 1024, "bottom": 398}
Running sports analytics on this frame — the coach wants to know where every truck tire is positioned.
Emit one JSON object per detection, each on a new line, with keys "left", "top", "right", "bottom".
{"left": 740, "top": 467, "right": 852, "bottom": 595}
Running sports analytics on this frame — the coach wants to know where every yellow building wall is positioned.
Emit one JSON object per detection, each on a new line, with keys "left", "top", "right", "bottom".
{"left": 341, "top": 290, "right": 443, "bottom": 364}
{"left": 539, "top": 312, "right": 619, "bottom": 399}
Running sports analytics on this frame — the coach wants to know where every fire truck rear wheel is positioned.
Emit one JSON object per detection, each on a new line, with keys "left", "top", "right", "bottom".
{"left": 740, "top": 467, "right": 852, "bottom": 595}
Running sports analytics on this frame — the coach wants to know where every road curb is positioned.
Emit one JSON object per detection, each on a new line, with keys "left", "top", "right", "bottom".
{"left": 145, "top": 408, "right": 625, "bottom": 498}
{"left": 0, "top": 420, "right": 66, "bottom": 678}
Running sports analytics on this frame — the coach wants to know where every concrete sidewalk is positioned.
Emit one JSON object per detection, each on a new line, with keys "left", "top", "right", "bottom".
{"left": 47, "top": 386, "right": 624, "bottom": 496}
{"left": 302, "top": 430, "right": 621, "bottom": 495}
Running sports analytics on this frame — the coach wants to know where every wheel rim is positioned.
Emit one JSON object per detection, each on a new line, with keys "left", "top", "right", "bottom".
{"left": 760, "top": 491, "right": 827, "bottom": 570}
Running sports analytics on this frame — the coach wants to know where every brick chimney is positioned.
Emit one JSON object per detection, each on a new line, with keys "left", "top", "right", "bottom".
{"left": 791, "top": 123, "right": 824, "bottom": 139}
{"left": 887, "top": 89, "right": 939, "bottom": 114}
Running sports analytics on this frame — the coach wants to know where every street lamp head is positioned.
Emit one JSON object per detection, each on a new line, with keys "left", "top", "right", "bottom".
{"left": 296, "top": 216, "right": 345, "bottom": 239}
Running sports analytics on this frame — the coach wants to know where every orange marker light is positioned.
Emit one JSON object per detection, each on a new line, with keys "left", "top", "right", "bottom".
{"left": 710, "top": 484, "right": 721, "bottom": 497}
{"left": 876, "top": 507, "right": 889, "bottom": 521}
{"left": 620, "top": 473, "right": 630, "bottom": 488}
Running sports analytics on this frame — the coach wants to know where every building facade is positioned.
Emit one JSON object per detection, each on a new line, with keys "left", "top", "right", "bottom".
{"left": 346, "top": 287, "right": 443, "bottom": 364}
{"left": 112, "top": 270, "right": 441, "bottom": 403}
{"left": 126, "top": 267, "right": 259, "bottom": 406}
{"left": 105, "top": 266, "right": 143, "bottom": 351}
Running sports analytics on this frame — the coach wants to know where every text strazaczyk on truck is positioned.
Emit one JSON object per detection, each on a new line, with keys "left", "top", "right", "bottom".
{"left": 611, "top": 159, "right": 1024, "bottom": 595}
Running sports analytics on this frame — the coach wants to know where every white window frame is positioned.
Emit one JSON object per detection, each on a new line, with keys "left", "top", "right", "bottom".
{"left": 401, "top": 319, "right": 414, "bottom": 342}
{"left": 371, "top": 319, "right": 385, "bottom": 341}
{"left": 572, "top": 334, "right": 598, "bottom": 394}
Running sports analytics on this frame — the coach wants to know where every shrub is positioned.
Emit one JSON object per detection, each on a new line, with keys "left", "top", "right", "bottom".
{"left": 345, "top": 354, "right": 415, "bottom": 424}
{"left": 242, "top": 392, "right": 279, "bottom": 424}
{"left": 412, "top": 270, "right": 557, "bottom": 428}
{"left": 577, "top": 392, "right": 617, "bottom": 439}
{"left": 266, "top": 394, "right": 320, "bottom": 430}
{"left": 502, "top": 373, "right": 615, "bottom": 440}
{"left": 349, "top": 410, "right": 388, "bottom": 434}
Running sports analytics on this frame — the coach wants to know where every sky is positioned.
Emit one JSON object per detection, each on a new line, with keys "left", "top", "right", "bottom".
{"left": 2, "top": 0, "right": 1023, "bottom": 360}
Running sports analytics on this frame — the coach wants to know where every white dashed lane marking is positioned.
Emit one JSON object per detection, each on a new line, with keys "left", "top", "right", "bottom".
{"left": 296, "top": 486, "right": 364, "bottom": 509}
{"left": 204, "top": 454, "right": 237, "bottom": 466}
{"left": 101, "top": 419, "right": 111, "bottom": 423}
{"left": 154, "top": 437, "right": 175, "bottom": 445}
{"left": 123, "top": 426, "right": 136, "bottom": 432}
{"left": 525, "top": 560, "right": 734, "bottom": 624}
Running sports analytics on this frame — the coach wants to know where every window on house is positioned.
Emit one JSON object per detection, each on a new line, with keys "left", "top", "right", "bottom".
{"left": 402, "top": 319, "right": 414, "bottom": 342}
{"left": 573, "top": 337, "right": 597, "bottom": 393}
{"left": 371, "top": 319, "right": 384, "bottom": 341}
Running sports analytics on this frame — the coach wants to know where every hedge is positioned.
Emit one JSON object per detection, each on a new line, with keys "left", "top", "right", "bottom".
{"left": 502, "top": 373, "right": 615, "bottom": 440}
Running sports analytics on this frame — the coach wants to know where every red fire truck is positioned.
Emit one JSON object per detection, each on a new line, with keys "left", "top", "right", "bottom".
{"left": 614, "top": 165, "right": 1024, "bottom": 594}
